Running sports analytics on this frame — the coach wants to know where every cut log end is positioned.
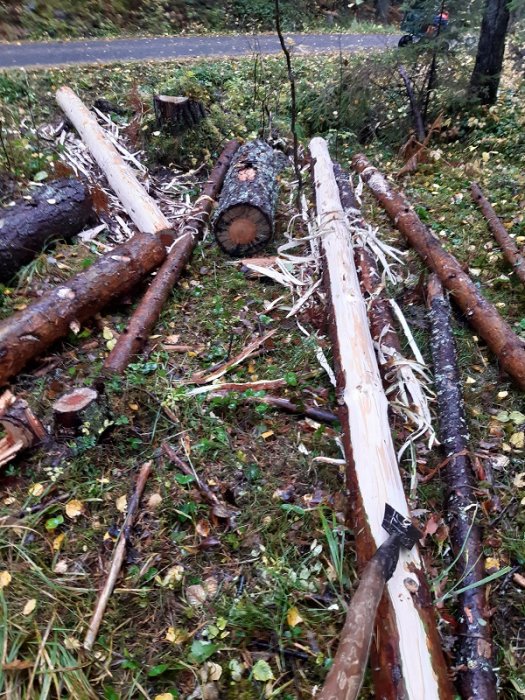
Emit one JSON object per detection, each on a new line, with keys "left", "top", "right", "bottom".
{"left": 53, "top": 387, "right": 107, "bottom": 439}
{"left": 215, "top": 205, "right": 271, "bottom": 256}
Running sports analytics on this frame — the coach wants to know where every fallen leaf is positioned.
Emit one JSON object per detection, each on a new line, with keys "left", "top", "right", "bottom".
{"left": 147, "top": 493, "right": 163, "bottom": 509}
{"left": 161, "top": 565, "right": 184, "bottom": 588}
{"left": 510, "top": 432, "right": 525, "bottom": 449}
{"left": 513, "top": 572, "right": 525, "bottom": 589}
{"left": 3, "top": 496, "right": 16, "bottom": 505}
{"left": 165, "top": 627, "right": 187, "bottom": 644}
{"left": 252, "top": 659, "right": 274, "bottom": 682}
{"left": 203, "top": 577, "right": 218, "bottom": 598}
{"left": 154, "top": 694, "right": 175, "bottom": 700}
{"left": 485, "top": 557, "right": 500, "bottom": 572}
{"left": 28, "top": 483, "right": 44, "bottom": 497}
{"left": 261, "top": 430, "right": 274, "bottom": 440}
{"left": 205, "top": 661, "right": 223, "bottom": 681}
{"left": 2, "top": 659, "right": 33, "bottom": 670}
{"left": 186, "top": 584, "right": 207, "bottom": 607}
{"left": 65, "top": 499, "right": 84, "bottom": 519}
{"left": 196, "top": 519, "right": 211, "bottom": 538}
{"left": 287, "top": 606, "right": 303, "bottom": 627}
{"left": 22, "top": 599, "right": 36, "bottom": 616}
{"left": 116, "top": 495, "right": 127, "bottom": 513}
{"left": 0, "top": 571, "right": 12, "bottom": 588}
{"left": 54, "top": 560, "right": 68, "bottom": 574}
{"left": 513, "top": 473, "right": 525, "bottom": 488}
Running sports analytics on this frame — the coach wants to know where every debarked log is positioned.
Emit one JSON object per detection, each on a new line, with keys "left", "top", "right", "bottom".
{"left": 0, "top": 233, "right": 166, "bottom": 386}
{"left": 427, "top": 274, "right": 496, "bottom": 700}
{"left": 311, "top": 137, "right": 453, "bottom": 700}
{"left": 471, "top": 181, "right": 525, "bottom": 286}
{"left": 103, "top": 140, "right": 240, "bottom": 373}
{"left": 0, "top": 178, "right": 93, "bottom": 283}
{"left": 153, "top": 95, "right": 206, "bottom": 134}
{"left": 213, "top": 139, "right": 287, "bottom": 256}
{"left": 352, "top": 155, "right": 525, "bottom": 390}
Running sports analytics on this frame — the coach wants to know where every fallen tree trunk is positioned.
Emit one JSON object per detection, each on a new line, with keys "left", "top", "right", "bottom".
{"left": 213, "top": 140, "right": 286, "bottom": 256}
{"left": 311, "top": 138, "right": 453, "bottom": 700}
{"left": 104, "top": 140, "right": 240, "bottom": 373}
{"left": 471, "top": 181, "right": 525, "bottom": 285}
{"left": 352, "top": 155, "right": 525, "bottom": 389}
{"left": 427, "top": 274, "right": 497, "bottom": 700}
{"left": 0, "top": 390, "right": 46, "bottom": 467}
{"left": 0, "top": 233, "right": 166, "bottom": 386}
{"left": 0, "top": 178, "right": 93, "bottom": 283}
{"left": 56, "top": 86, "right": 171, "bottom": 236}
{"left": 153, "top": 95, "right": 206, "bottom": 133}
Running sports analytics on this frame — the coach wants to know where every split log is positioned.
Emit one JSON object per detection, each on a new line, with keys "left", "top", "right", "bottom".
{"left": 53, "top": 387, "right": 109, "bottom": 440}
{"left": 0, "top": 233, "right": 166, "bottom": 386}
{"left": 84, "top": 459, "right": 153, "bottom": 651}
{"left": 56, "top": 86, "right": 171, "bottom": 236}
{"left": 310, "top": 138, "right": 453, "bottom": 700}
{"left": 427, "top": 274, "right": 496, "bottom": 700}
{"left": 153, "top": 95, "right": 206, "bottom": 134}
{"left": 103, "top": 140, "right": 240, "bottom": 373}
{"left": 471, "top": 181, "right": 525, "bottom": 285}
{"left": 0, "top": 390, "right": 46, "bottom": 467}
{"left": 0, "top": 178, "right": 93, "bottom": 283}
{"left": 353, "top": 155, "right": 525, "bottom": 389}
{"left": 213, "top": 140, "right": 286, "bottom": 256}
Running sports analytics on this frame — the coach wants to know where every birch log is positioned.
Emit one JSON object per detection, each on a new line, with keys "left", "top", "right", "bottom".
{"left": 427, "top": 275, "right": 496, "bottom": 700}
{"left": 56, "top": 86, "right": 171, "bottom": 236}
{"left": 310, "top": 138, "right": 453, "bottom": 700}
{"left": 352, "top": 155, "right": 525, "bottom": 389}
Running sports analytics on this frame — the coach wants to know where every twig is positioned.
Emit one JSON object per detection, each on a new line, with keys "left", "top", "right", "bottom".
{"left": 207, "top": 390, "right": 338, "bottom": 424}
{"left": 398, "top": 64, "right": 426, "bottom": 142}
{"left": 83, "top": 460, "right": 153, "bottom": 651}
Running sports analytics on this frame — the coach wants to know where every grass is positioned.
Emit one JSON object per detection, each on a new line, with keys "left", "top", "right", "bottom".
{"left": 0, "top": 44, "right": 525, "bottom": 698}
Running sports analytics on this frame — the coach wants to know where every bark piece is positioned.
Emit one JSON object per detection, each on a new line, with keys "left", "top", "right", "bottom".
{"left": 56, "top": 86, "right": 170, "bottom": 235}
{"left": 0, "top": 390, "right": 46, "bottom": 467}
{"left": 352, "top": 155, "right": 525, "bottom": 389}
{"left": 427, "top": 274, "right": 497, "bottom": 700}
{"left": 153, "top": 95, "right": 206, "bottom": 133}
{"left": 311, "top": 138, "right": 453, "bottom": 700}
{"left": 213, "top": 140, "right": 286, "bottom": 256}
{"left": 53, "top": 387, "right": 108, "bottom": 440}
{"left": 0, "top": 179, "right": 93, "bottom": 283}
{"left": 103, "top": 140, "right": 240, "bottom": 374}
{"left": 84, "top": 460, "right": 153, "bottom": 651}
{"left": 471, "top": 181, "right": 525, "bottom": 285}
{"left": 0, "top": 232, "right": 166, "bottom": 387}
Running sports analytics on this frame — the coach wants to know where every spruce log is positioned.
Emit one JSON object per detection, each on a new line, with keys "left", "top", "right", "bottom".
{"left": 427, "top": 274, "right": 497, "bottom": 700}
{"left": 310, "top": 138, "right": 453, "bottom": 700}
{"left": 0, "top": 233, "right": 166, "bottom": 386}
{"left": 153, "top": 95, "right": 206, "bottom": 134}
{"left": 56, "top": 86, "right": 171, "bottom": 235}
{"left": 352, "top": 155, "right": 525, "bottom": 389}
{"left": 213, "top": 140, "right": 286, "bottom": 256}
{"left": 471, "top": 181, "right": 525, "bottom": 285}
{"left": 0, "top": 179, "right": 93, "bottom": 283}
{"left": 104, "top": 140, "right": 240, "bottom": 373}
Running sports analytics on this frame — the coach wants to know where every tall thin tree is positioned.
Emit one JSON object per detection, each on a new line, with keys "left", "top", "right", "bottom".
{"left": 469, "top": 0, "right": 511, "bottom": 105}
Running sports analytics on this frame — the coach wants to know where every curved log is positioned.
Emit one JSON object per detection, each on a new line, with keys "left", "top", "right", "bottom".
{"left": 213, "top": 140, "right": 286, "bottom": 256}
{"left": 103, "top": 140, "right": 240, "bottom": 373}
{"left": 471, "top": 181, "right": 525, "bottom": 285}
{"left": 0, "top": 178, "right": 93, "bottom": 282}
{"left": 352, "top": 154, "right": 525, "bottom": 389}
{"left": 0, "top": 233, "right": 166, "bottom": 386}
{"left": 427, "top": 274, "right": 496, "bottom": 700}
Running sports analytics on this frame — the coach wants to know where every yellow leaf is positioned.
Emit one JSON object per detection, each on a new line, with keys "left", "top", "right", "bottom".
{"left": 154, "top": 695, "right": 174, "bottom": 700}
{"left": 53, "top": 533, "right": 65, "bottom": 551}
{"left": 116, "top": 495, "right": 127, "bottom": 513}
{"left": 128, "top": 403, "right": 139, "bottom": 411}
{"left": 165, "top": 627, "right": 187, "bottom": 644}
{"left": 485, "top": 557, "right": 500, "bottom": 571}
{"left": 28, "top": 483, "right": 44, "bottom": 497}
{"left": 22, "top": 599, "right": 36, "bottom": 616}
{"left": 286, "top": 606, "right": 303, "bottom": 628}
{"left": 261, "top": 430, "right": 274, "bottom": 440}
{"left": 65, "top": 499, "right": 84, "bottom": 519}
{"left": 0, "top": 571, "right": 12, "bottom": 588}
{"left": 102, "top": 327, "right": 114, "bottom": 341}
{"left": 482, "top": 152, "right": 490, "bottom": 162}
{"left": 106, "top": 338, "right": 117, "bottom": 351}
{"left": 510, "top": 432, "right": 525, "bottom": 449}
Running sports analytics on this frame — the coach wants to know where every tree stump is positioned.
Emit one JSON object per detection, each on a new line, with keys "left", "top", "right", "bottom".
{"left": 153, "top": 95, "right": 206, "bottom": 134}
{"left": 0, "top": 178, "right": 93, "bottom": 283}
{"left": 213, "top": 140, "right": 287, "bottom": 257}
{"left": 53, "top": 387, "right": 109, "bottom": 440}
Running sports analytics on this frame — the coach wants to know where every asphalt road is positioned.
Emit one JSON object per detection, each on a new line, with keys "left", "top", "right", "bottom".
{"left": 0, "top": 33, "right": 399, "bottom": 70}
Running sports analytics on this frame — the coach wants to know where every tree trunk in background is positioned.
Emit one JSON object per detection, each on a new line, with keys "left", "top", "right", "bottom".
{"left": 469, "top": 0, "right": 510, "bottom": 105}
{"left": 375, "top": 0, "right": 390, "bottom": 24}
{"left": 0, "top": 179, "right": 93, "bottom": 283}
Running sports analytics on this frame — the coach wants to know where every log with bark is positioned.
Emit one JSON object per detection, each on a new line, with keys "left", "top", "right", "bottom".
{"left": 0, "top": 390, "right": 47, "bottom": 467}
{"left": 104, "top": 140, "right": 240, "bottom": 373}
{"left": 352, "top": 155, "right": 525, "bottom": 389}
{"left": 471, "top": 181, "right": 525, "bottom": 285}
{"left": 310, "top": 138, "right": 453, "bottom": 700}
{"left": 213, "top": 140, "right": 286, "bottom": 256}
{"left": 0, "top": 178, "right": 93, "bottom": 283}
{"left": 0, "top": 232, "right": 166, "bottom": 386}
{"left": 153, "top": 95, "right": 206, "bottom": 134}
{"left": 427, "top": 274, "right": 497, "bottom": 700}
